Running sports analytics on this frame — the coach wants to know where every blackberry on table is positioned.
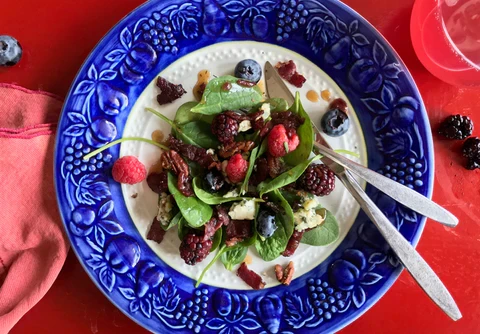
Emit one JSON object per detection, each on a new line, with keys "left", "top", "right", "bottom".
{"left": 140, "top": 12, "right": 178, "bottom": 54}
{"left": 179, "top": 233, "right": 213, "bottom": 265}
{"left": 462, "top": 137, "right": 480, "bottom": 160}
{"left": 211, "top": 113, "right": 239, "bottom": 144}
{"left": 438, "top": 114, "right": 473, "bottom": 140}
{"left": 378, "top": 155, "right": 426, "bottom": 189}
{"left": 307, "top": 278, "right": 346, "bottom": 320}
{"left": 64, "top": 142, "right": 112, "bottom": 175}
{"left": 175, "top": 289, "right": 209, "bottom": 333}
{"left": 298, "top": 164, "right": 335, "bottom": 196}
{"left": 276, "top": 0, "right": 309, "bottom": 42}
{"left": 462, "top": 137, "right": 480, "bottom": 170}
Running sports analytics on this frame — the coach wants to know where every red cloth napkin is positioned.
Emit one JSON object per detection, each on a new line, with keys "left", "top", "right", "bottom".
{"left": 0, "top": 83, "right": 69, "bottom": 333}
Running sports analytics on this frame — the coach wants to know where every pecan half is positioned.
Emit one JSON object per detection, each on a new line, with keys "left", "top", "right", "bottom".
{"left": 274, "top": 261, "right": 295, "bottom": 286}
{"left": 219, "top": 141, "right": 255, "bottom": 159}
{"left": 167, "top": 136, "right": 216, "bottom": 169}
{"left": 160, "top": 150, "right": 193, "bottom": 196}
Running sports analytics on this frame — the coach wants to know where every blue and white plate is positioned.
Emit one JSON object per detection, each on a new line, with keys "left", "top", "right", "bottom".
{"left": 54, "top": 0, "right": 433, "bottom": 333}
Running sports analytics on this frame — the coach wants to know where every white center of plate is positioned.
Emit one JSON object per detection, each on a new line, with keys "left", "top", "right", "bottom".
{"left": 120, "top": 41, "right": 366, "bottom": 289}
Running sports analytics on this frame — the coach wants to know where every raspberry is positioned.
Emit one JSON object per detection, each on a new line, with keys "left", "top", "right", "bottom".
{"left": 179, "top": 233, "right": 213, "bottom": 265}
{"left": 267, "top": 124, "right": 300, "bottom": 157}
{"left": 226, "top": 153, "right": 249, "bottom": 183}
{"left": 298, "top": 164, "right": 335, "bottom": 196}
{"left": 211, "top": 113, "right": 239, "bottom": 144}
{"left": 438, "top": 114, "right": 473, "bottom": 140}
{"left": 112, "top": 156, "right": 147, "bottom": 184}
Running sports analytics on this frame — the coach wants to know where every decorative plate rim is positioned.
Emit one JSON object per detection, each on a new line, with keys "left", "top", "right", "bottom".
{"left": 53, "top": 0, "right": 434, "bottom": 332}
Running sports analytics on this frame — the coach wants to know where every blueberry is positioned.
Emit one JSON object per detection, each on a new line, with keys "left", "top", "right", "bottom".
{"left": 256, "top": 207, "right": 277, "bottom": 238}
{"left": 321, "top": 109, "right": 350, "bottom": 137}
{"left": 234, "top": 59, "right": 262, "bottom": 83}
{"left": 203, "top": 170, "right": 225, "bottom": 193}
{"left": 0, "top": 35, "right": 22, "bottom": 66}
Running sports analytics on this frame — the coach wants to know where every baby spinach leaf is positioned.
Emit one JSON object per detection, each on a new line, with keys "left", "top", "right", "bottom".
{"left": 192, "top": 177, "right": 256, "bottom": 205}
{"left": 177, "top": 217, "right": 188, "bottom": 240}
{"left": 221, "top": 246, "right": 248, "bottom": 271}
{"left": 255, "top": 214, "right": 288, "bottom": 262}
{"left": 257, "top": 154, "right": 322, "bottom": 196}
{"left": 162, "top": 210, "right": 182, "bottom": 231}
{"left": 240, "top": 139, "right": 267, "bottom": 195}
{"left": 147, "top": 107, "right": 216, "bottom": 149}
{"left": 284, "top": 92, "right": 314, "bottom": 166}
{"left": 273, "top": 189, "right": 294, "bottom": 239}
{"left": 168, "top": 173, "right": 213, "bottom": 228}
{"left": 180, "top": 121, "right": 219, "bottom": 149}
{"left": 175, "top": 101, "right": 214, "bottom": 125}
{"left": 249, "top": 98, "right": 289, "bottom": 113}
{"left": 191, "top": 75, "right": 263, "bottom": 115}
{"left": 301, "top": 209, "right": 339, "bottom": 246}
{"left": 211, "top": 228, "right": 223, "bottom": 252}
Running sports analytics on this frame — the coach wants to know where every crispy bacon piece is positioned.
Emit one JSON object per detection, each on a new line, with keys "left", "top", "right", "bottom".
{"left": 271, "top": 111, "right": 305, "bottom": 130}
{"left": 225, "top": 220, "right": 253, "bottom": 247}
{"left": 283, "top": 230, "right": 305, "bottom": 257}
{"left": 146, "top": 217, "right": 166, "bottom": 244}
{"left": 203, "top": 206, "right": 230, "bottom": 241}
{"left": 146, "top": 171, "right": 169, "bottom": 194}
{"left": 156, "top": 77, "right": 186, "bottom": 105}
{"left": 237, "top": 262, "right": 266, "bottom": 290}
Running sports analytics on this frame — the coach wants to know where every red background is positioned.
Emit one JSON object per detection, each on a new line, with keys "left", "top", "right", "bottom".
{"left": 2, "top": 0, "right": 480, "bottom": 333}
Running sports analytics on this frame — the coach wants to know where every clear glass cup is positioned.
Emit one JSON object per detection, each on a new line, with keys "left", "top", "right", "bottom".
{"left": 411, "top": 0, "right": 480, "bottom": 87}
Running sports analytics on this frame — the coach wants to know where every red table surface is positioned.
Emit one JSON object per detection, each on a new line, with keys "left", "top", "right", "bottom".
{"left": 2, "top": 0, "right": 480, "bottom": 333}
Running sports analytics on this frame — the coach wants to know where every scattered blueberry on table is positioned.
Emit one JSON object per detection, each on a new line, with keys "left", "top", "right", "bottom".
{"left": 0, "top": 35, "right": 22, "bottom": 66}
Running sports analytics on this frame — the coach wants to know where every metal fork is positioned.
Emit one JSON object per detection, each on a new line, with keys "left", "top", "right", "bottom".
{"left": 264, "top": 61, "right": 461, "bottom": 320}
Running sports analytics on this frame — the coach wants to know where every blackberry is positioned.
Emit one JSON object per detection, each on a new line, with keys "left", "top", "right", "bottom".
{"left": 179, "top": 233, "right": 213, "bottom": 265}
{"left": 298, "top": 164, "right": 335, "bottom": 196}
{"left": 211, "top": 113, "right": 239, "bottom": 144}
{"left": 276, "top": 0, "right": 309, "bottom": 42}
{"left": 462, "top": 137, "right": 480, "bottom": 160}
{"left": 462, "top": 137, "right": 480, "bottom": 170}
{"left": 140, "top": 12, "right": 178, "bottom": 54}
{"left": 438, "top": 114, "right": 473, "bottom": 140}
{"left": 174, "top": 289, "right": 209, "bottom": 333}
{"left": 378, "top": 155, "right": 426, "bottom": 189}
{"left": 64, "top": 142, "right": 112, "bottom": 176}
{"left": 307, "top": 278, "right": 347, "bottom": 321}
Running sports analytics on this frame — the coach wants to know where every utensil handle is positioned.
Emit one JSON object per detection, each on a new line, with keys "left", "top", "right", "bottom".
{"left": 339, "top": 171, "right": 462, "bottom": 321}
{"left": 314, "top": 143, "right": 458, "bottom": 227}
